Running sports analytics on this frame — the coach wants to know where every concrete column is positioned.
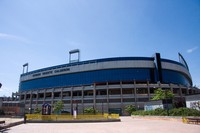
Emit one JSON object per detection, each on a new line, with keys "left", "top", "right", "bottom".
{"left": 169, "top": 84, "right": 174, "bottom": 104}
{"left": 120, "top": 81, "right": 123, "bottom": 112}
{"left": 24, "top": 92, "right": 27, "bottom": 103}
{"left": 51, "top": 88, "right": 55, "bottom": 106}
{"left": 191, "top": 89, "right": 194, "bottom": 94}
{"left": 61, "top": 88, "right": 63, "bottom": 100}
{"left": 147, "top": 81, "right": 150, "bottom": 101}
{"left": 70, "top": 87, "right": 73, "bottom": 115}
{"left": 43, "top": 89, "right": 46, "bottom": 104}
{"left": 19, "top": 92, "right": 22, "bottom": 101}
{"left": 159, "top": 82, "right": 161, "bottom": 89}
{"left": 170, "top": 84, "right": 173, "bottom": 92}
{"left": 93, "top": 83, "right": 96, "bottom": 110}
{"left": 16, "top": 92, "right": 19, "bottom": 101}
{"left": 36, "top": 90, "right": 39, "bottom": 107}
{"left": 179, "top": 85, "right": 183, "bottom": 98}
{"left": 29, "top": 91, "right": 33, "bottom": 114}
{"left": 186, "top": 87, "right": 189, "bottom": 95}
{"left": 82, "top": 86, "right": 84, "bottom": 114}
{"left": 106, "top": 82, "right": 109, "bottom": 111}
{"left": 134, "top": 80, "right": 137, "bottom": 106}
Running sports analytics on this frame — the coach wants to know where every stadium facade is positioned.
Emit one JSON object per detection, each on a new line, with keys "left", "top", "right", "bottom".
{"left": 18, "top": 53, "right": 200, "bottom": 115}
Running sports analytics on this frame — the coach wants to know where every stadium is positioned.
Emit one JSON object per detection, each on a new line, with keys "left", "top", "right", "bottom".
{"left": 18, "top": 51, "right": 200, "bottom": 115}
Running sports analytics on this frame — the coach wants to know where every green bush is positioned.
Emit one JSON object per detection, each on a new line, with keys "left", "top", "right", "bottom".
{"left": 169, "top": 108, "right": 200, "bottom": 116}
{"left": 53, "top": 101, "right": 64, "bottom": 114}
{"left": 34, "top": 108, "right": 42, "bottom": 114}
{"left": 132, "top": 108, "right": 200, "bottom": 116}
{"left": 84, "top": 107, "right": 99, "bottom": 114}
{"left": 0, "top": 110, "right": 5, "bottom": 115}
{"left": 125, "top": 105, "right": 136, "bottom": 115}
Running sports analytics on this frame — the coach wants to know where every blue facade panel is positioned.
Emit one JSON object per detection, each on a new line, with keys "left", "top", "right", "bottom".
{"left": 162, "top": 69, "right": 191, "bottom": 86}
{"left": 19, "top": 68, "right": 152, "bottom": 91}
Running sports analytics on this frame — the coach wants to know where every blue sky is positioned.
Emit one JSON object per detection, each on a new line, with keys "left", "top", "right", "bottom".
{"left": 0, "top": 0, "right": 200, "bottom": 96}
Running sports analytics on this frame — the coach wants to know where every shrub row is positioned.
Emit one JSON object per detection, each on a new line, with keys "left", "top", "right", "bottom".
{"left": 131, "top": 108, "right": 200, "bottom": 116}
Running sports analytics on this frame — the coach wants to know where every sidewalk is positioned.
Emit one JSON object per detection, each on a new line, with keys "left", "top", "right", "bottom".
{"left": 0, "top": 117, "right": 23, "bottom": 125}
{"left": 6, "top": 117, "right": 200, "bottom": 133}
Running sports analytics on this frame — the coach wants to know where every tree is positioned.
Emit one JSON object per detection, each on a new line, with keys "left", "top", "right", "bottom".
{"left": 152, "top": 88, "right": 174, "bottom": 100}
{"left": 84, "top": 107, "right": 99, "bottom": 114}
{"left": 34, "top": 108, "right": 42, "bottom": 114}
{"left": 0, "top": 109, "right": 5, "bottom": 115}
{"left": 53, "top": 100, "right": 64, "bottom": 114}
{"left": 152, "top": 88, "right": 174, "bottom": 116}
{"left": 125, "top": 105, "right": 136, "bottom": 115}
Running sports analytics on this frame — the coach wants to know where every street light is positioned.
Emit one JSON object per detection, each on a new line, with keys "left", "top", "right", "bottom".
{"left": 29, "top": 107, "right": 31, "bottom": 114}
{"left": 136, "top": 88, "right": 139, "bottom": 110}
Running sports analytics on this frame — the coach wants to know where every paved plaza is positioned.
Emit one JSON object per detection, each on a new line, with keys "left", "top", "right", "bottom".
{"left": 0, "top": 117, "right": 23, "bottom": 125}
{"left": 3, "top": 117, "right": 200, "bottom": 133}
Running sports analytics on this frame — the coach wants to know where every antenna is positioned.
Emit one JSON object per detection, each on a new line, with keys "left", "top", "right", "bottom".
{"left": 23, "top": 63, "right": 29, "bottom": 74}
{"left": 178, "top": 53, "right": 189, "bottom": 71}
{"left": 69, "top": 49, "right": 80, "bottom": 63}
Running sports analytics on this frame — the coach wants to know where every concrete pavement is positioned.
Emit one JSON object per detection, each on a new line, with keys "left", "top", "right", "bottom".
{"left": 0, "top": 117, "right": 23, "bottom": 125}
{"left": 5, "top": 117, "right": 200, "bottom": 133}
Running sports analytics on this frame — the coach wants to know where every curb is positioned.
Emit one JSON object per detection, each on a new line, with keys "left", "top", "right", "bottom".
{"left": 132, "top": 116, "right": 182, "bottom": 122}
{"left": 26, "top": 119, "right": 121, "bottom": 123}
{"left": 0, "top": 121, "right": 24, "bottom": 131}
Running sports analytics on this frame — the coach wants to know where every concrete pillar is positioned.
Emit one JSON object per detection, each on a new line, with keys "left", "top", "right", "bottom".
{"left": 120, "top": 81, "right": 123, "bottom": 113}
{"left": 61, "top": 88, "right": 63, "bottom": 100}
{"left": 170, "top": 84, "right": 173, "bottom": 92}
{"left": 106, "top": 82, "right": 109, "bottom": 111}
{"left": 82, "top": 86, "right": 84, "bottom": 114}
{"left": 51, "top": 88, "right": 55, "bottom": 106}
{"left": 24, "top": 92, "right": 27, "bottom": 106}
{"left": 29, "top": 91, "right": 33, "bottom": 114}
{"left": 36, "top": 90, "right": 39, "bottom": 107}
{"left": 186, "top": 87, "right": 189, "bottom": 95}
{"left": 70, "top": 87, "right": 73, "bottom": 115}
{"left": 19, "top": 92, "right": 22, "bottom": 101}
{"left": 43, "top": 89, "right": 46, "bottom": 104}
{"left": 147, "top": 81, "right": 150, "bottom": 101}
{"left": 93, "top": 83, "right": 96, "bottom": 110}
{"left": 179, "top": 85, "right": 183, "bottom": 98}
{"left": 134, "top": 80, "right": 137, "bottom": 107}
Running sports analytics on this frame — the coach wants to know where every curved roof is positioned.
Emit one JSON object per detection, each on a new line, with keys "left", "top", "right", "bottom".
{"left": 21, "top": 56, "right": 186, "bottom": 77}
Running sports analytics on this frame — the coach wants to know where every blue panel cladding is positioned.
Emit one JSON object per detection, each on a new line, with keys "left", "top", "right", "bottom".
{"left": 162, "top": 69, "right": 191, "bottom": 86}
{"left": 19, "top": 68, "right": 152, "bottom": 91}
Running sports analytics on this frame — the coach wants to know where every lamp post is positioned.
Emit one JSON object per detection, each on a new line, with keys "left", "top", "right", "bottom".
{"left": 29, "top": 107, "right": 31, "bottom": 114}
{"left": 136, "top": 88, "right": 139, "bottom": 110}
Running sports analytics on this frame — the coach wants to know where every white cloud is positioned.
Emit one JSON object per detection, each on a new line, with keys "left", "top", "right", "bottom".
{"left": 187, "top": 46, "right": 198, "bottom": 53}
{"left": 0, "top": 32, "right": 30, "bottom": 44}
